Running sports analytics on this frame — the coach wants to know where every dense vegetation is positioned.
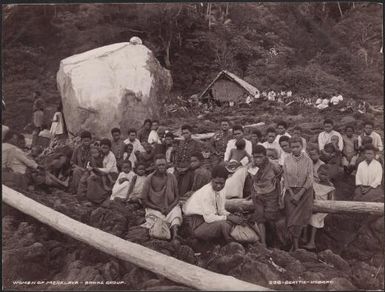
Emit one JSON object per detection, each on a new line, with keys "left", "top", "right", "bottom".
{"left": 2, "top": 3, "right": 383, "bottom": 131}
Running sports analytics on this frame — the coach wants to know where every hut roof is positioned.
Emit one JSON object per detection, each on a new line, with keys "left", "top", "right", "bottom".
{"left": 199, "top": 70, "right": 259, "bottom": 99}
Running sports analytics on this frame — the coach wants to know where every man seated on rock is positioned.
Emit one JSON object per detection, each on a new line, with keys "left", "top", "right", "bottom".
{"left": 354, "top": 144, "right": 383, "bottom": 202}
{"left": 358, "top": 121, "right": 383, "bottom": 159}
{"left": 175, "top": 125, "right": 202, "bottom": 196}
{"left": 2, "top": 130, "right": 41, "bottom": 189}
{"left": 70, "top": 131, "right": 92, "bottom": 193}
{"left": 224, "top": 125, "right": 252, "bottom": 166}
{"left": 274, "top": 120, "right": 291, "bottom": 145}
{"left": 148, "top": 119, "right": 162, "bottom": 145}
{"left": 110, "top": 127, "right": 126, "bottom": 171}
{"left": 85, "top": 138, "right": 119, "bottom": 204}
{"left": 124, "top": 128, "right": 145, "bottom": 155}
{"left": 318, "top": 119, "right": 343, "bottom": 152}
{"left": 182, "top": 165, "right": 244, "bottom": 243}
{"left": 262, "top": 127, "right": 282, "bottom": 160}
{"left": 179, "top": 151, "right": 212, "bottom": 203}
{"left": 250, "top": 145, "right": 282, "bottom": 247}
{"left": 141, "top": 154, "right": 182, "bottom": 243}
{"left": 210, "top": 119, "right": 233, "bottom": 164}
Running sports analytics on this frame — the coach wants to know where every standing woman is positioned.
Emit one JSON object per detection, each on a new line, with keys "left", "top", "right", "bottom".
{"left": 50, "top": 102, "right": 67, "bottom": 147}
{"left": 283, "top": 137, "right": 314, "bottom": 251}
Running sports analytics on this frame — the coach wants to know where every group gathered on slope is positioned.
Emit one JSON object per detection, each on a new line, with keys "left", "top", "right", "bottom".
{"left": 2, "top": 115, "right": 383, "bottom": 251}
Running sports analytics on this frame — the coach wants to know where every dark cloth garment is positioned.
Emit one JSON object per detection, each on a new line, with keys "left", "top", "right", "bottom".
{"left": 192, "top": 167, "right": 211, "bottom": 192}
{"left": 2, "top": 168, "right": 30, "bottom": 189}
{"left": 284, "top": 187, "right": 314, "bottom": 238}
{"left": 184, "top": 214, "right": 233, "bottom": 241}
{"left": 177, "top": 169, "right": 195, "bottom": 197}
{"left": 211, "top": 130, "right": 233, "bottom": 159}
{"left": 71, "top": 145, "right": 92, "bottom": 168}
{"left": 72, "top": 167, "right": 86, "bottom": 194}
{"left": 252, "top": 190, "right": 280, "bottom": 223}
{"left": 179, "top": 166, "right": 212, "bottom": 200}
{"left": 137, "top": 151, "right": 155, "bottom": 174}
{"left": 85, "top": 172, "right": 118, "bottom": 204}
{"left": 175, "top": 139, "right": 202, "bottom": 168}
{"left": 142, "top": 172, "right": 179, "bottom": 213}
{"left": 252, "top": 157, "right": 282, "bottom": 195}
{"left": 138, "top": 128, "right": 151, "bottom": 143}
{"left": 353, "top": 187, "right": 384, "bottom": 202}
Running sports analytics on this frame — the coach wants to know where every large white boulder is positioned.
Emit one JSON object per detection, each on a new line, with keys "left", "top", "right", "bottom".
{"left": 57, "top": 41, "right": 172, "bottom": 139}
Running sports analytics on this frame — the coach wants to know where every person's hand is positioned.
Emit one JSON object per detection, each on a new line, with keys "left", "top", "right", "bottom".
{"left": 227, "top": 214, "right": 244, "bottom": 225}
{"left": 119, "top": 178, "right": 129, "bottom": 184}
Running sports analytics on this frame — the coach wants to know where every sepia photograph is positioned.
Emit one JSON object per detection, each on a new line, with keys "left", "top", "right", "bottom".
{"left": 2, "top": 2, "right": 384, "bottom": 291}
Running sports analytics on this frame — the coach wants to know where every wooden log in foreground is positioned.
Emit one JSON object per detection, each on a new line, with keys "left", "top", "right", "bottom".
{"left": 2, "top": 185, "right": 272, "bottom": 291}
{"left": 225, "top": 198, "right": 384, "bottom": 216}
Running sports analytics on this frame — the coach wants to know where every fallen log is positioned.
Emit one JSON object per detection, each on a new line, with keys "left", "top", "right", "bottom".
{"left": 2, "top": 185, "right": 272, "bottom": 291}
{"left": 225, "top": 198, "right": 384, "bottom": 216}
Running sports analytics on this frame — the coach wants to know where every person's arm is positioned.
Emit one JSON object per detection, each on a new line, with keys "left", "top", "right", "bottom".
{"left": 375, "top": 133, "right": 384, "bottom": 152}
{"left": 370, "top": 162, "right": 383, "bottom": 188}
{"left": 246, "top": 140, "right": 252, "bottom": 157}
{"left": 355, "top": 163, "right": 363, "bottom": 186}
{"left": 15, "top": 149, "right": 38, "bottom": 170}
{"left": 166, "top": 175, "right": 180, "bottom": 213}
{"left": 338, "top": 133, "right": 344, "bottom": 151}
{"left": 224, "top": 141, "right": 232, "bottom": 162}
{"left": 126, "top": 175, "right": 137, "bottom": 198}
{"left": 97, "top": 153, "right": 117, "bottom": 174}
{"left": 137, "top": 141, "right": 146, "bottom": 153}
{"left": 318, "top": 133, "right": 325, "bottom": 151}
{"left": 328, "top": 190, "right": 335, "bottom": 201}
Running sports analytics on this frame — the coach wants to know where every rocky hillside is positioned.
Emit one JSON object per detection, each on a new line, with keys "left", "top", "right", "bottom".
{"left": 2, "top": 3, "right": 383, "bottom": 132}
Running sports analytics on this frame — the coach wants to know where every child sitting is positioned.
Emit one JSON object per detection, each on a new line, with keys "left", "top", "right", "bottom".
{"left": 228, "top": 139, "right": 252, "bottom": 165}
{"left": 342, "top": 125, "right": 359, "bottom": 175}
{"left": 127, "top": 163, "right": 147, "bottom": 203}
{"left": 303, "top": 165, "right": 335, "bottom": 250}
{"left": 110, "top": 160, "right": 136, "bottom": 200}
{"left": 123, "top": 143, "right": 137, "bottom": 169}
{"left": 320, "top": 142, "right": 342, "bottom": 181}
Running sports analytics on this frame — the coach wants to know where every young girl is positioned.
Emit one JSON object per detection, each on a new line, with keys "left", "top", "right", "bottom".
{"left": 304, "top": 164, "right": 335, "bottom": 250}
{"left": 127, "top": 163, "right": 147, "bottom": 203}
{"left": 110, "top": 160, "right": 136, "bottom": 200}
{"left": 283, "top": 137, "right": 314, "bottom": 251}
{"left": 123, "top": 143, "right": 137, "bottom": 169}
{"left": 50, "top": 103, "right": 65, "bottom": 139}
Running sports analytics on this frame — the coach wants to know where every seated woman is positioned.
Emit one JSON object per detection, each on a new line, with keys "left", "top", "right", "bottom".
{"left": 136, "top": 141, "right": 155, "bottom": 175}
{"left": 83, "top": 139, "right": 119, "bottom": 204}
{"left": 320, "top": 142, "right": 342, "bottom": 181}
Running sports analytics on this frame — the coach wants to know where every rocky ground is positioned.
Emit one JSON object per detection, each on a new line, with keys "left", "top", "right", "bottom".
{"left": 3, "top": 101, "right": 384, "bottom": 291}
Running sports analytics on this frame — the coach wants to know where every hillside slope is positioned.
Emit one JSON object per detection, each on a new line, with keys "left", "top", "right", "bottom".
{"left": 2, "top": 3, "right": 383, "bottom": 132}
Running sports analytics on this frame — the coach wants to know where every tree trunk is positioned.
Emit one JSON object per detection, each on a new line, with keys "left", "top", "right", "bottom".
{"left": 2, "top": 185, "right": 271, "bottom": 292}
{"left": 225, "top": 198, "right": 384, "bottom": 216}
